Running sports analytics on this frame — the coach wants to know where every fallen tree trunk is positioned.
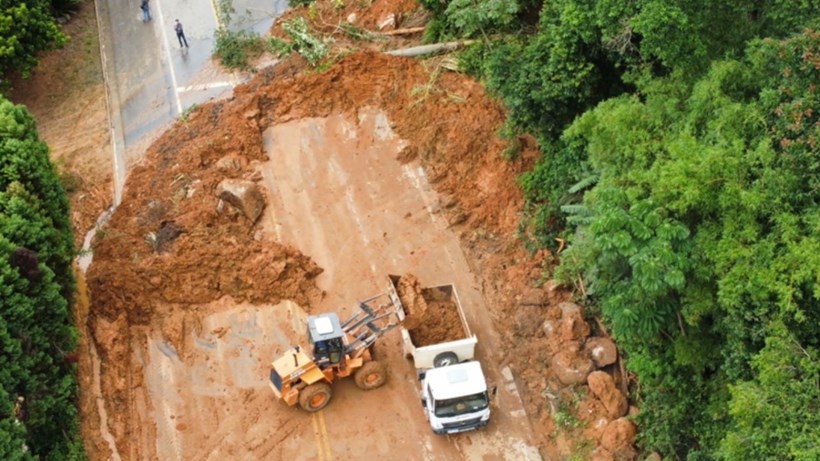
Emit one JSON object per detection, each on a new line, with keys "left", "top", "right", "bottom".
{"left": 386, "top": 40, "right": 478, "bottom": 57}
{"left": 379, "top": 27, "right": 425, "bottom": 36}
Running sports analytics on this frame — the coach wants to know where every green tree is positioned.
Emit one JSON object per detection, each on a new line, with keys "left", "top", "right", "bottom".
{"left": 0, "top": 0, "right": 67, "bottom": 80}
{"left": 720, "top": 323, "right": 820, "bottom": 461}
{"left": 552, "top": 30, "right": 820, "bottom": 459}
{"left": 0, "top": 96, "right": 82, "bottom": 459}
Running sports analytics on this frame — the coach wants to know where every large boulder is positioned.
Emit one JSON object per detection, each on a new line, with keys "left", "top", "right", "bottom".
{"left": 216, "top": 179, "right": 265, "bottom": 223}
{"left": 558, "top": 302, "right": 591, "bottom": 342}
{"left": 586, "top": 337, "right": 618, "bottom": 368}
{"left": 600, "top": 418, "right": 638, "bottom": 460}
{"left": 551, "top": 342, "right": 594, "bottom": 385}
{"left": 543, "top": 302, "right": 591, "bottom": 352}
{"left": 587, "top": 371, "right": 628, "bottom": 419}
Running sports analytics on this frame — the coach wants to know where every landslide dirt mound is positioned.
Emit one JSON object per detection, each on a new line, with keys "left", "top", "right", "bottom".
{"left": 85, "top": 45, "right": 549, "bottom": 458}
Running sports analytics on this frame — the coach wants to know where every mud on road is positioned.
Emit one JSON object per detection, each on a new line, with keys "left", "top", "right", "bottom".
{"left": 81, "top": 51, "right": 546, "bottom": 460}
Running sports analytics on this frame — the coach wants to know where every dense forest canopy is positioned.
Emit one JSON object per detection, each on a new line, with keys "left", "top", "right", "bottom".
{"left": 423, "top": 1, "right": 820, "bottom": 459}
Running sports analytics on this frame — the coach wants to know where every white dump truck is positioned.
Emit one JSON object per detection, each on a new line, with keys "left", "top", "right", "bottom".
{"left": 387, "top": 275, "right": 493, "bottom": 435}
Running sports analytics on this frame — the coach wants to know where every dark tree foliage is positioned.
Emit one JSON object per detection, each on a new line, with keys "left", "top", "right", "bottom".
{"left": 49, "top": 0, "right": 81, "bottom": 16}
{"left": 10, "top": 247, "right": 42, "bottom": 283}
{"left": 0, "top": 96, "right": 83, "bottom": 459}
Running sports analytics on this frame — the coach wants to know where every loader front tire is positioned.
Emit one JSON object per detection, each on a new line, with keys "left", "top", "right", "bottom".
{"left": 355, "top": 361, "right": 387, "bottom": 390}
{"left": 299, "top": 382, "right": 332, "bottom": 412}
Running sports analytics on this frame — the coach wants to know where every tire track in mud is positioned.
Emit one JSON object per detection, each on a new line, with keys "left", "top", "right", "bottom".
{"left": 77, "top": 270, "right": 123, "bottom": 461}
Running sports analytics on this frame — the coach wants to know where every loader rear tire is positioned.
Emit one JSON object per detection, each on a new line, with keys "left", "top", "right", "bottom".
{"left": 355, "top": 361, "right": 387, "bottom": 390}
{"left": 299, "top": 382, "right": 332, "bottom": 412}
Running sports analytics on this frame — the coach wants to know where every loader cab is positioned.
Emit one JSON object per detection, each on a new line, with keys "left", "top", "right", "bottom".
{"left": 308, "top": 313, "right": 345, "bottom": 366}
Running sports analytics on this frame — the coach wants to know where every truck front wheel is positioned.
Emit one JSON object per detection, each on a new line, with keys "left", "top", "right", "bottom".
{"left": 355, "top": 361, "right": 387, "bottom": 390}
{"left": 433, "top": 352, "right": 458, "bottom": 367}
{"left": 299, "top": 382, "right": 332, "bottom": 412}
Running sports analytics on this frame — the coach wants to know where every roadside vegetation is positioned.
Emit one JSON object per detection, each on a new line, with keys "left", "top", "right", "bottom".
{"left": 419, "top": 1, "right": 819, "bottom": 459}
{"left": 0, "top": 0, "right": 77, "bottom": 82}
{"left": 213, "top": 0, "right": 264, "bottom": 69}
{"left": 0, "top": 96, "right": 83, "bottom": 459}
{"left": 1, "top": 0, "right": 85, "bottom": 458}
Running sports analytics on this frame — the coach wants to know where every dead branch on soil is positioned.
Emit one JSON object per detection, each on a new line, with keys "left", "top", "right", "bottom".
{"left": 386, "top": 40, "right": 478, "bottom": 58}
{"left": 378, "top": 27, "right": 425, "bottom": 36}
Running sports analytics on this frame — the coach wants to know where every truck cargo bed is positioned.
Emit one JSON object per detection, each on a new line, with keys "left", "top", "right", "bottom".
{"left": 388, "top": 275, "right": 477, "bottom": 370}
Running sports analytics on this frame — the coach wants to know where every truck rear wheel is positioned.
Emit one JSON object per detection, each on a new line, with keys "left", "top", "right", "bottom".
{"left": 354, "top": 361, "right": 387, "bottom": 390}
{"left": 433, "top": 352, "right": 459, "bottom": 367}
{"left": 299, "top": 382, "right": 332, "bottom": 412}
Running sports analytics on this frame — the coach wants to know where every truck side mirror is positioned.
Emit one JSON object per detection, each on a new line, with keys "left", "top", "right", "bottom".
{"left": 491, "top": 385, "right": 498, "bottom": 397}
{"left": 420, "top": 398, "right": 426, "bottom": 407}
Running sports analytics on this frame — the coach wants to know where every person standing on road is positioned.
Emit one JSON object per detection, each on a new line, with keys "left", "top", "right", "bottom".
{"left": 140, "top": 0, "right": 151, "bottom": 21}
{"left": 174, "top": 20, "right": 189, "bottom": 48}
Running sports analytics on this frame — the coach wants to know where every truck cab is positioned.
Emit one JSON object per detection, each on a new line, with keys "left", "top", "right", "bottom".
{"left": 420, "top": 361, "right": 491, "bottom": 434}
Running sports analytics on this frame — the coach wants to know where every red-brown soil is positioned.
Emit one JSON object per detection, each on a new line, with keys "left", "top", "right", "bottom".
{"left": 395, "top": 272, "right": 428, "bottom": 330}
{"left": 408, "top": 298, "right": 463, "bottom": 346}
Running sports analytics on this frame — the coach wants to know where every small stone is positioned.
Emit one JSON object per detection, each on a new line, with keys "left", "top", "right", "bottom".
{"left": 558, "top": 301, "right": 583, "bottom": 317}
{"left": 215, "top": 155, "right": 242, "bottom": 171}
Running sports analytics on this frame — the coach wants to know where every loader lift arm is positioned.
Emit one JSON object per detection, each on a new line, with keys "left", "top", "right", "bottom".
{"left": 341, "top": 292, "right": 405, "bottom": 357}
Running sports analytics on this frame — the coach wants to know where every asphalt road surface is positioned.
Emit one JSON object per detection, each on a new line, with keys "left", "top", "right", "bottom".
{"left": 96, "top": 0, "right": 287, "bottom": 203}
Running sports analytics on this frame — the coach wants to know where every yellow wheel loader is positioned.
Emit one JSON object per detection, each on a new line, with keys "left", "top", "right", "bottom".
{"left": 269, "top": 290, "right": 406, "bottom": 412}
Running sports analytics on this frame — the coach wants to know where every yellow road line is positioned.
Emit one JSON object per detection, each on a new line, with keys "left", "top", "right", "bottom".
{"left": 318, "top": 411, "right": 332, "bottom": 458}
{"left": 311, "top": 411, "right": 332, "bottom": 460}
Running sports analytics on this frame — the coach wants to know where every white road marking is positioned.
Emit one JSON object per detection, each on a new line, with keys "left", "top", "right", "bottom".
{"left": 153, "top": 0, "right": 182, "bottom": 114}
{"left": 177, "top": 81, "right": 235, "bottom": 93}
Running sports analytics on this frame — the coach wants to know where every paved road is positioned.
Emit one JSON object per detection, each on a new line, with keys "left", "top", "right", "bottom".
{"left": 136, "top": 111, "right": 543, "bottom": 460}
{"left": 95, "top": 0, "right": 287, "bottom": 203}
{"left": 93, "top": 4, "right": 545, "bottom": 459}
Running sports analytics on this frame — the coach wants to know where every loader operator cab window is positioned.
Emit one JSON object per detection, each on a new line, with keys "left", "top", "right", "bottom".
{"left": 308, "top": 313, "right": 345, "bottom": 365}
{"left": 313, "top": 337, "right": 344, "bottom": 364}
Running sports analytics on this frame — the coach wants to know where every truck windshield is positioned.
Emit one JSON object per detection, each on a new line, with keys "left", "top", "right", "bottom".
{"left": 433, "top": 392, "right": 488, "bottom": 417}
